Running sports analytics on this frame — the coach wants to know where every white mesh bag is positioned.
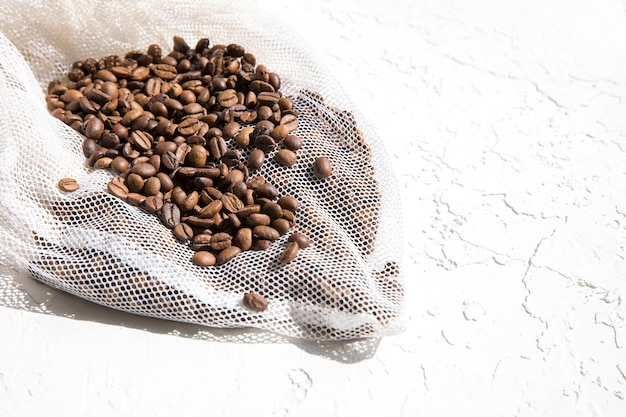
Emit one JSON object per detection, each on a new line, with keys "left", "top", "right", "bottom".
{"left": 0, "top": 0, "right": 405, "bottom": 340}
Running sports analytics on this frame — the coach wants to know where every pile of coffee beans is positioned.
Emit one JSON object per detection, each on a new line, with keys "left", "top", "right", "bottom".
{"left": 46, "top": 36, "right": 324, "bottom": 268}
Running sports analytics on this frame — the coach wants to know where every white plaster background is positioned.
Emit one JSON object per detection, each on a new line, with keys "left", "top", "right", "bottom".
{"left": 1, "top": 0, "right": 626, "bottom": 416}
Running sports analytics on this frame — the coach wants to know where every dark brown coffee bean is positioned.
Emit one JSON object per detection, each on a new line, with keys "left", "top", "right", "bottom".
{"left": 221, "top": 192, "right": 244, "bottom": 213}
{"left": 129, "top": 131, "right": 153, "bottom": 152}
{"left": 156, "top": 172, "right": 174, "bottom": 192}
{"left": 144, "top": 195, "right": 164, "bottom": 213}
{"left": 313, "top": 156, "right": 333, "bottom": 178}
{"left": 277, "top": 195, "right": 299, "bottom": 212}
{"left": 253, "top": 225, "right": 280, "bottom": 241}
{"left": 270, "top": 124, "right": 290, "bottom": 141}
{"left": 282, "top": 135, "right": 302, "bottom": 151}
{"left": 222, "top": 150, "right": 241, "bottom": 167}
{"left": 253, "top": 183, "right": 278, "bottom": 200}
{"left": 151, "top": 64, "right": 177, "bottom": 80}
{"left": 161, "top": 151, "right": 179, "bottom": 171}
{"left": 58, "top": 177, "right": 79, "bottom": 192}
{"left": 242, "top": 292, "right": 268, "bottom": 312}
{"left": 247, "top": 149, "right": 265, "bottom": 171}
{"left": 275, "top": 149, "right": 297, "bottom": 166}
{"left": 280, "top": 241, "right": 299, "bottom": 263}
{"left": 223, "top": 121, "right": 240, "bottom": 138}
{"left": 125, "top": 173, "right": 144, "bottom": 193}
{"left": 84, "top": 117, "right": 104, "bottom": 139}
{"left": 253, "top": 135, "right": 276, "bottom": 153}
{"left": 177, "top": 117, "right": 203, "bottom": 135}
{"left": 208, "top": 136, "right": 227, "bottom": 160}
{"left": 251, "top": 239, "right": 272, "bottom": 251}
{"left": 262, "top": 202, "right": 283, "bottom": 219}
{"left": 161, "top": 202, "right": 180, "bottom": 228}
{"left": 288, "top": 232, "right": 310, "bottom": 248}
{"left": 192, "top": 251, "right": 216, "bottom": 266}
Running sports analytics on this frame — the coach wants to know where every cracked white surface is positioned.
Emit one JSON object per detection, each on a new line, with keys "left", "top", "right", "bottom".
{"left": 1, "top": 0, "right": 626, "bottom": 416}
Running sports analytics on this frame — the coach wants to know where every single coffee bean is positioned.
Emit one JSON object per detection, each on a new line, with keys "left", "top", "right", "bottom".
{"left": 143, "top": 176, "right": 162, "bottom": 196}
{"left": 251, "top": 239, "right": 272, "bottom": 251}
{"left": 221, "top": 192, "right": 244, "bottom": 213}
{"left": 253, "top": 183, "right": 278, "bottom": 200}
{"left": 262, "top": 202, "right": 283, "bottom": 219}
{"left": 129, "top": 130, "right": 153, "bottom": 152}
{"left": 107, "top": 178, "right": 129, "bottom": 199}
{"left": 222, "top": 121, "right": 240, "bottom": 138}
{"left": 210, "top": 232, "right": 232, "bottom": 251}
{"left": 242, "top": 292, "right": 268, "bottom": 312}
{"left": 161, "top": 202, "right": 180, "bottom": 228}
{"left": 313, "top": 156, "right": 333, "bottom": 178}
{"left": 288, "top": 232, "right": 310, "bottom": 248}
{"left": 111, "top": 156, "right": 130, "bottom": 174}
{"left": 271, "top": 218, "right": 291, "bottom": 235}
{"left": 253, "top": 225, "right": 280, "bottom": 241}
{"left": 235, "top": 126, "right": 254, "bottom": 148}
{"left": 247, "top": 149, "right": 265, "bottom": 171}
{"left": 218, "top": 89, "right": 238, "bottom": 107}
{"left": 282, "top": 135, "right": 302, "bottom": 151}
{"left": 216, "top": 246, "right": 241, "bottom": 265}
{"left": 254, "top": 135, "right": 276, "bottom": 153}
{"left": 144, "top": 195, "right": 164, "bottom": 213}
{"left": 187, "top": 144, "right": 207, "bottom": 167}
{"left": 275, "top": 149, "right": 297, "bottom": 166}
{"left": 93, "top": 156, "right": 113, "bottom": 170}
{"left": 192, "top": 251, "right": 216, "bottom": 266}
{"left": 173, "top": 222, "right": 194, "bottom": 241}
{"left": 246, "top": 213, "right": 271, "bottom": 227}
{"left": 233, "top": 227, "right": 253, "bottom": 251}
{"left": 84, "top": 117, "right": 104, "bottom": 139}
{"left": 280, "top": 241, "right": 299, "bottom": 263}
{"left": 131, "top": 162, "right": 157, "bottom": 179}
{"left": 58, "top": 177, "right": 79, "bottom": 192}
{"left": 126, "top": 192, "right": 146, "bottom": 206}
{"left": 277, "top": 195, "right": 299, "bottom": 212}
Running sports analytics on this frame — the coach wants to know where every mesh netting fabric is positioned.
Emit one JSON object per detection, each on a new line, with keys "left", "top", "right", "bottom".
{"left": 0, "top": 0, "right": 405, "bottom": 340}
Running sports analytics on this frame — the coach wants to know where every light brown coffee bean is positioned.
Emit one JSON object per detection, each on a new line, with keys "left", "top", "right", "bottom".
{"left": 313, "top": 156, "right": 333, "bottom": 178}
{"left": 275, "top": 149, "right": 297, "bottom": 166}
{"left": 271, "top": 218, "right": 291, "bottom": 235}
{"left": 58, "top": 177, "right": 79, "bottom": 192}
{"left": 277, "top": 195, "right": 299, "bottom": 212}
{"left": 173, "top": 222, "right": 194, "bottom": 241}
{"left": 192, "top": 251, "right": 216, "bottom": 266}
{"left": 187, "top": 144, "right": 207, "bottom": 167}
{"left": 143, "top": 195, "right": 163, "bottom": 213}
{"left": 233, "top": 227, "right": 253, "bottom": 251}
{"left": 242, "top": 292, "right": 268, "bottom": 312}
{"left": 107, "top": 178, "right": 129, "bottom": 199}
{"left": 84, "top": 117, "right": 104, "bottom": 139}
{"left": 280, "top": 241, "right": 299, "bottom": 263}
{"left": 246, "top": 213, "right": 271, "bottom": 227}
{"left": 126, "top": 173, "right": 145, "bottom": 193}
{"left": 253, "top": 225, "right": 280, "bottom": 241}
{"left": 282, "top": 135, "right": 302, "bottom": 151}
{"left": 143, "top": 176, "right": 161, "bottom": 196}
{"left": 126, "top": 192, "right": 146, "bottom": 206}
{"left": 217, "top": 246, "right": 241, "bottom": 264}
{"left": 210, "top": 232, "right": 232, "bottom": 251}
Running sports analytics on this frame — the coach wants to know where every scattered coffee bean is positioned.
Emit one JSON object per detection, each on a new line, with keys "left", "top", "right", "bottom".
{"left": 192, "top": 251, "right": 216, "bottom": 266}
{"left": 288, "top": 232, "right": 311, "bottom": 248}
{"left": 242, "top": 292, "right": 268, "bottom": 312}
{"left": 58, "top": 177, "right": 79, "bottom": 192}
{"left": 280, "top": 241, "right": 299, "bottom": 263}
{"left": 313, "top": 156, "right": 333, "bottom": 178}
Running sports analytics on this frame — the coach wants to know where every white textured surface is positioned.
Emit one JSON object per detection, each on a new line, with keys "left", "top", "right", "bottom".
{"left": 1, "top": 0, "right": 626, "bottom": 416}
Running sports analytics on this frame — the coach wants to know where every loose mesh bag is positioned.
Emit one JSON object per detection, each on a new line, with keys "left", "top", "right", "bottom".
{"left": 0, "top": 0, "right": 405, "bottom": 340}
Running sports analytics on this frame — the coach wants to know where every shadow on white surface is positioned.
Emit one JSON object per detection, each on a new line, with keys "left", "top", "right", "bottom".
{"left": 0, "top": 261, "right": 380, "bottom": 363}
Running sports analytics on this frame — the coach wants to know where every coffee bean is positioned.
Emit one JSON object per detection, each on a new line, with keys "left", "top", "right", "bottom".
{"left": 126, "top": 192, "right": 146, "bottom": 206}
{"left": 246, "top": 213, "right": 271, "bottom": 227}
{"left": 217, "top": 246, "right": 241, "bottom": 265}
{"left": 111, "top": 156, "right": 130, "bottom": 174}
{"left": 143, "top": 176, "right": 162, "bottom": 196}
{"left": 253, "top": 183, "right": 278, "bottom": 200}
{"left": 58, "top": 177, "right": 79, "bottom": 192}
{"left": 275, "top": 149, "right": 297, "bottom": 166}
{"left": 277, "top": 195, "right": 299, "bottom": 212}
{"left": 131, "top": 162, "right": 157, "bottom": 178}
{"left": 253, "top": 225, "right": 280, "bottom": 241}
{"left": 151, "top": 64, "right": 177, "bottom": 80}
{"left": 187, "top": 144, "right": 207, "bottom": 167}
{"left": 218, "top": 89, "right": 238, "bottom": 107}
{"left": 262, "top": 202, "right": 283, "bottom": 219}
{"left": 271, "top": 218, "right": 291, "bottom": 235}
{"left": 242, "top": 292, "right": 268, "bottom": 312}
{"left": 107, "top": 178, "right": 129, "bottom": 199}
{"left": 280, "top": 241, "right": 299, "bottom": 263}
{"left": 288, "top": 232, "right": 310, "bottom": 248}
{"left": 313, "top": 156, "right": 333, "bottom": 178}
{"left": 233, "top": 227, "right": 253, "bottom": 251}
{"left": 144, "top": 195, "right": 163, "bottom": 213}
{"left": 253, "top": 135, "right": 276, "bottom": 153}
{"left": 210, "top": 232, "right": 232, "bottom": 251}
{"left": 192, "top": 251, "right": 216, "bottom": 266}
{"left": 282, "top": 135, "right": 302, "bottom": 151}
{"left": 161, "top": 202, "right": 180, "bottom": 228}
{"left": 251, "top": 239, "right": 272, "bottom": 251}
{"left": 247, "top": 149, "right": 265, "bottom": 171}
{"left": 84, "top": 117, "right": 104, "bottom": 139}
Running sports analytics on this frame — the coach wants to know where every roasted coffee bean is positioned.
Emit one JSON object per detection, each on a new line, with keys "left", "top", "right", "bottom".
{"left": 107, "top": 178, "right": 129, "bottom": 199}
{"left": 161, "top": 202, "right": 180, "bottom": 228}
{"left": 111, "top": 156, "right": 130, "bottom": 174}
{"left": 217, "top": 246, "right": 241, "bottom": 265}
{"left": 233, "top": 227, "right": 253, "bottom": 251}
{"left": 151, "top": 64, "right": 177, "bottom": 80}
{"left": 282, "top": 135, "right": 302, "bottom": 151}
{"left": 221, "top": 192, "right": 244, "bottom": 213}
{"left": 156, "top": 172, "right": 174, "bottom": 192}
{"left": 143, "top": 176, "right": 162, "bottom": 196}
{"left": 129, "top": 130, "right": 153, "bottom": 152}
{"left": 253, "top": 183, "right": 278, "bottom": 200}
{"left": 277, "top": 195, "right": 299, "bottom": 212}
{"left": 253, "top": 225, "right": 280, "bottom": 241}
{"left": 313, "top": 156, "right": 333, "bottom": 178}
{"left": 144, "top": 195, "right": 163, "bottom": 213}
{"left": 218, "top": 89, "right": 238, "bottom": 107}
{"left": 222, "top": 150, "right": 241, "bottom": 167}
{"left": 280, "top": 241, "right": 299, "bottom": 263}
{"left": 254, "top": 135, "right": 276, "bottom": 153}
{"left": 262, "top": 202, "right": 283, "bottom": 219}
{"left": 84, "top": 117, "right": 104, "bottom": 139}
{"left": 246, "top": 213, "right": 271, "bottom": 227}
{"left": 251, "top": 239, "right": 272, "bottom": 251}
{"left": 131, "top": 162, "right": 157, "bottom": 178}
{"left": 247, "top": 149, "right": 264, "bottom": 171}
{"left": 93, "top": 156, "right": 113, "bottom": 169}
{"left": 177, "top": 117, "right": 203, "bottom": 135}
{"left": 161, "top": 151, "right": 179, "bottom": 171}
{"left": 126, "top": 192, "right": 146, "bottom": 206}
{"left": 125, "top": 173, "right": 145, "bottom": 193}
{"left": 187, "top": 144, "right": 207, "bottom": 167}
{"left": 275, "top": 149, "right": 297, "bottom": 166}
{"left": 192, "top": 251, "right": 216, "bottom": 266}
{"left": 222, "top": 121, "right": 240, "bottom": 138}
{"left": 172, "top": 222, "right": 194, "bottom": 241}
{"left": 288, "top": 232, "right": 310, "bottom": 248}
{"left": 210, "top": 232, "right": 232, "bottom": 251}
{"left": 58, "top": 177, "right": 79, "bottom": 192}
{"left": 242, "top": 292, "right": 268, "bottom": 312}
{"left": 271, "top": 218, "right": 291, "bottom": 235}
{"left": 250, "top": 125, "right": 270, "bottom": 144}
